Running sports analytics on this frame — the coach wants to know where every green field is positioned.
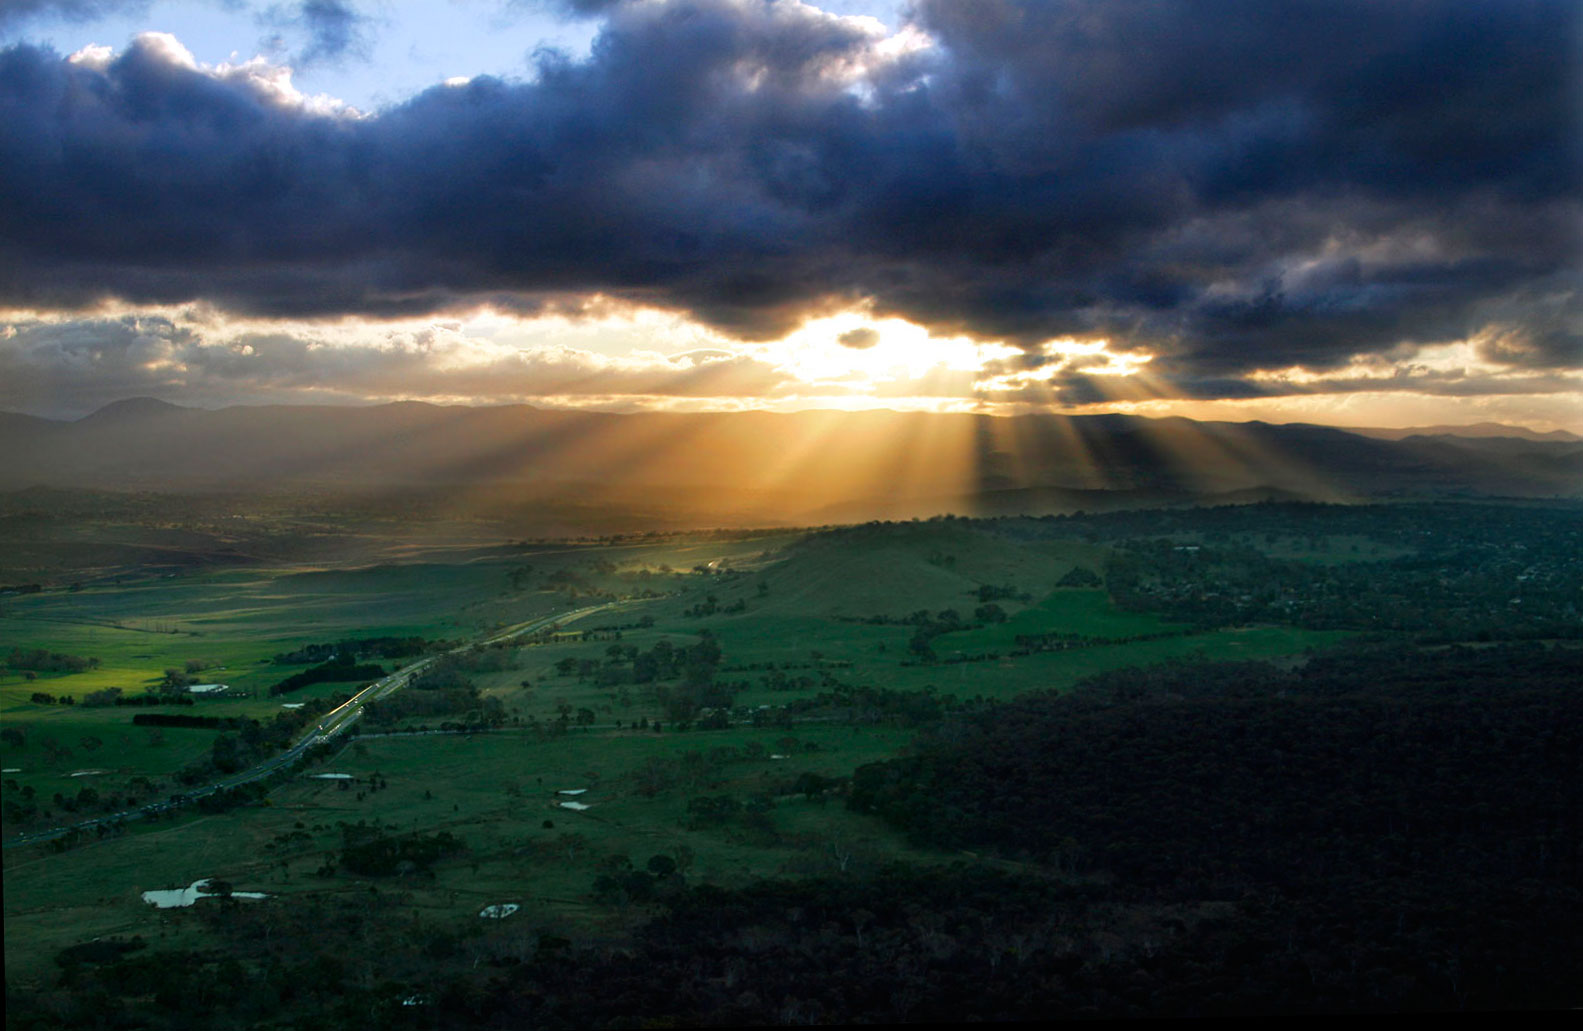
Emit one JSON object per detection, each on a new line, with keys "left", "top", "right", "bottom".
{"left": 4, "top": 516, "right": 1362, "bottom": 987}
{"left": 0, "top": 531, "right": 807, "bottom": 795}
{"left": 3, "top": 722, "right": 922, "bottom": 979}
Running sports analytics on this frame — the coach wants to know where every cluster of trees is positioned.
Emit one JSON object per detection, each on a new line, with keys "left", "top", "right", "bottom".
{"left": 842, "top": 608, "right": 1006, "bottom": 658}
{"left": 1106, "top": 532, "right": 1582, "bottom": 639}
{"left": 172, "top": 700, "right": 335, "bottom": 782}
{"left": 650, "top": 685, "right": 741, "bottom": 725}
{"left": 22, "top": 658, "right": 1581, "bottom": 1028}
{"left": 1056, "top": 565, "right": 1103, "bottom": 587}
{"left": 720, "top": 655, "right": 853, "bottom": 673}
{"left": 337, "top": 825, "right": 465, "bottom": 878}
{"left": 39, "top": 861, "right": 1577, "bottom": 1028}
{"left": 605, "top": 632, "right": 734, "bottom": 722}
{"left": 364, "top": 656, "right": 505, "bottom": 729}
{"left": 984, "top": 501, "right": 1583, "bottom": 643}
{"left": 4, "top": 647, "right": 100, "bottom": 673}
{"left": 851, "top": 641, "right": 1581, "bottom": 895}
{"left": 975, "top": 582, "right": 1030, "bottom": 603}
{"left": 578, "top": 616, "right": 656, "bottom": 634}
{"left": 540, "top": 567, "right": 617, "bottom": 600}
{"left": 754, "top": 669, "right": 819, "bottom": 693}
{"left": 273, "top": 636, "right": 433, "bottom": 665}
{"left": 157, "top": 668, "right": 193, "bottom": 694}
{"left": 901, "top": 609, "right": 983, "bottom": 661}
{"left": 591, "top": 853, "right": 688, "bottom": 906}
{"left": 5, "top": 772, "right": 161, "bottom": 825}
{"left": 1019, "top": 499, "right": 1569, "bottom": 549}
{"left": 555, "top": 633, "right": 724, "bottom": 691}
{"left": 784, "top": 683, "right": 991, "bottom": 727}
{"left": 682, "top": 593, "right": 747, "bottom": 618}
{"left": 448, "top": 644, "right": 518, "bottom": 673}
{"left": 268, "top": 655, "right": 386, "bottom": 697}
{"left": 1008, "top": 627, "right": 1183, "bottom": 656}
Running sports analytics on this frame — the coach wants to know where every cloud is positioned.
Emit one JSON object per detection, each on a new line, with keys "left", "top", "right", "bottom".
{"left": 836, "top": 327, "right": 878, "bottom": 349}
{"left": 503, "top": 0, "right": 623, "bottom": 19}
{"left": 0, "top": 1, "right": 151, "bottom": 30}
{"left": 258, "top": 0, "right": 375, "bottom": 67}
{"left": 0, "top": 312, "right": 798, "bottom": 414}
{"left": 0, "top": 0, "right": 1576, "bottom": 403}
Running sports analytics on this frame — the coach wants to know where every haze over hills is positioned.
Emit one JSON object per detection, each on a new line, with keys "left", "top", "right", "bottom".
{"left": 1347, "top": 423, "right": 1582, "bottom": 443}
{"left": 2, "top": 400, "right": 1579, "bottom": 526}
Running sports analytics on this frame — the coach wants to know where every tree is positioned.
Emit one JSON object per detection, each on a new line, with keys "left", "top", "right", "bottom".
{"left": 1058, "top": 566, "right": 1103, "bottom": 588}
{"left": 632, "top": 757, "right": 675, "bottom": 798}
{"left": 160, "top": 668, "right": 193, "bottom": 695}
{"left": 974, "top": 603, "right": 1008, "bottom": 624}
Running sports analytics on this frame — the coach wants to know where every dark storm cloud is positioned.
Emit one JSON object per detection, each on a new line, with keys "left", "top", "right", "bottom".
{"left": 0, "top": 0, "right": 1577, "bottom": 389}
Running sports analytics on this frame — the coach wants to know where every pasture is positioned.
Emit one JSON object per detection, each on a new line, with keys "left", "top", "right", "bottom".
{"left": 5, "top": 515, "right": 1368, "bottom": 986}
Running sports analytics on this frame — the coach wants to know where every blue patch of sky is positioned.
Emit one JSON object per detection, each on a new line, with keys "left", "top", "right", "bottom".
{"left": 2, "top": 1, "right": 905, "bottom": 112}
{"left": 1, "top": 1, "right": 597, "bottom": 111}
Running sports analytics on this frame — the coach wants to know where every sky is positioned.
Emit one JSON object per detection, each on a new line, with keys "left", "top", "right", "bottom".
{"left": 0, "top": 0, "right": 1579, "bottom": 430}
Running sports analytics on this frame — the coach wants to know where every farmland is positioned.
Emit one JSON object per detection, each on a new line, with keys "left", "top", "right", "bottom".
{"left": 4, "top": 498, "right": 1580, "bottom": 1024}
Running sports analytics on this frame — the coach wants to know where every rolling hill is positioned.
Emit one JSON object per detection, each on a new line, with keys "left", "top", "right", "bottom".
{"left": 1, "top": 401, "right": 1578, "bottom": 527}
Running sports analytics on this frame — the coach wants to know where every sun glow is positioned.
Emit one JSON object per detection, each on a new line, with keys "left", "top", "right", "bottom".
{"left": 770, "top": 314, "right": 1021, "bottom": 387}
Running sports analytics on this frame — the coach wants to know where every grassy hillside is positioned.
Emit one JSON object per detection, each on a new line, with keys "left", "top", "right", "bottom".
{"left": 16, "top": 503, "right": 1544, "bottom": 1012}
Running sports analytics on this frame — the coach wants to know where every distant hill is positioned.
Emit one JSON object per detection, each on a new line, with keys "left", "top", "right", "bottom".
{"left": 803, "top": 484, "right": 1326, "bottom": 523}
{"left": 0, "top": 401, "right": 1578, "bottom": 525}
{"left": 1348, "top": 422, "right": 1581, "bottom": 442}
{"left": 75, "top": 396, "right": 188, "bottom": 425}
{"left": 752, "top": 519, "right": 1094, "bottom": 618}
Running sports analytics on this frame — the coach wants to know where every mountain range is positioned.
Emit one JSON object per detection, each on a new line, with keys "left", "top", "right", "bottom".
{"left": 2, "top": 400, "right": 1579, "bottom": 524}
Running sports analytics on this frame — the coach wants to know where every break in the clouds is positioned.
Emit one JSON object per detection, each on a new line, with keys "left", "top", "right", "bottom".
{"left": 0, "top": 0, "right": 1578, "bottom": 420}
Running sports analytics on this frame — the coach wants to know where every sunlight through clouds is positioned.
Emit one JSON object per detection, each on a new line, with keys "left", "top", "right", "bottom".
{"left": 769, "top": 314, "right": 1019, "bottom": 388}
{"left": 1, "top": 0, "right": 1577, "bottom": 432}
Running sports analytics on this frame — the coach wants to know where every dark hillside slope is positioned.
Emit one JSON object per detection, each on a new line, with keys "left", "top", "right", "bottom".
{"left": 850, "top": 642, "right": 1583, "bottom": 897}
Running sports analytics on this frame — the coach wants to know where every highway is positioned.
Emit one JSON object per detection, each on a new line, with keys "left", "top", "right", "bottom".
{"left": 5, "top": 602, "right": 618, "bottom": 849}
